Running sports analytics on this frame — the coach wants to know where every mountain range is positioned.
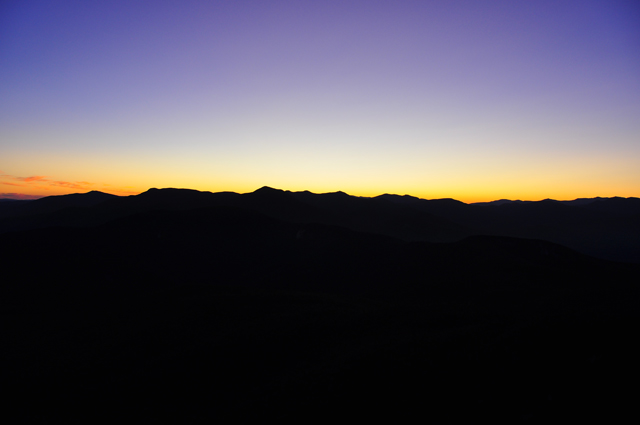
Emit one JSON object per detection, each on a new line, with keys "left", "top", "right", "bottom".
{"left": 2, "top": 187, "right": 639, "bottom": 262}
{"left": 1, "top": 187, "right": 639, "bottom": 423}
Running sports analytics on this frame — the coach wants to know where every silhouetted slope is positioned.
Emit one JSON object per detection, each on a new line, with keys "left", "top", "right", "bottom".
{"left": 0, "top": 187, "right": 470, "bottom": 244}
{"left": 1, "top": 189, "right": 639, "bottom": 264}
{"left": 380, "top": 194, "right": 640, "bottom": 263}
{"left": 0, "top": 190, "right": 116, "bottom": 219}
{"left": 581, "top": 196, "right": 640, "bottom": 216}
{"left": 471, "top": 200, "right": 640, "bottom": 263}
{"left": 1, "top": 201, "right": 639, "bottom": 423}
{"left": 94, "top": 187, "right": 240, "bottom": 215}
{"left": 471, "top": 198, "right": 528, "bottom": 206}
{"left": 0, "top": 188, "right": 238, "bottom": 234}
{"left": 235, "top": 186, "right": 327, "bottom": 223}
{"left": 376, "top": 193, "right": 489, "bottom": 229}
{"left": 294, "top": 190, "right": 471, "bottom": 242}
{"left": 0, "top": 191, "right": 121, "bottom": 234}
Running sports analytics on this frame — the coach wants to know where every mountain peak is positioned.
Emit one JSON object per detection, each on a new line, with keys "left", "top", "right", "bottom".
{"left": 327, "top": 190, "right": 349, "bottom": 197}
{"left": 253, "top": 186, "right": 284, "bottom": 194}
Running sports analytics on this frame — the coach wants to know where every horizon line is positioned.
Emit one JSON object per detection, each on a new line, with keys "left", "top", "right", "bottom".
{"left": 1, "top": 187, "right": 636, "bottom": 205}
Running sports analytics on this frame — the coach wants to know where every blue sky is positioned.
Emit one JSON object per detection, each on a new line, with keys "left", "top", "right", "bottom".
{"left": 2, "top": 0, "right": 639, "bottom": 201}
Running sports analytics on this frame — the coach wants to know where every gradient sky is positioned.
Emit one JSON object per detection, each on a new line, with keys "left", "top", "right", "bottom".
{"left": 2, "top": 0, "right": 639, "bottom": 202}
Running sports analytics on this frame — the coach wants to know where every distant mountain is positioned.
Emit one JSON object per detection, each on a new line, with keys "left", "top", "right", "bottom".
{"left": 2, "top": 189, "right": 639, "bottom": 263}
{"left": 0, "top": 190, "right": 117, "bottom": 219}
{"left": 579, "top": 196, "right": 640, "bottom": 216}
{"left": 290, "top": 189, "right": 470, "bottom": 242}
{"left": 379, "top": 194, "right": 640, "bottom": 263}
{"left": 470, "top": 198, "right": 528, "bottom": 206}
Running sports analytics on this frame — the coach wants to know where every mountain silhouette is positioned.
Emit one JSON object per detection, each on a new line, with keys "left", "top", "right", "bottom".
{"left": 1, "top": 187, "right": 639, "bottom": 423}
{"left": 6, "top": 188, "right": 637, "bottom": 262}
{"left": 0, "top": 190, "right": 116, "bottom": 219}
{"left": 378, "top": 193, "right": 640, "bottom": 263}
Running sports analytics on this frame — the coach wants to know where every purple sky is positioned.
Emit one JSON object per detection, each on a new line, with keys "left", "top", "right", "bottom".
{"left": 2, "top": 0, "right": 639, "bottom": 201}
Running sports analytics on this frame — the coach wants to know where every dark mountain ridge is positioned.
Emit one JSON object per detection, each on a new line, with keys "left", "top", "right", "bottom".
{"left": 2, "top": 188, "right": 637, "bottom": 262}
{"left": 1, "top": 187, "right": 638, "bottom": 423}
{"left": 0, "top": 190, "right": 117, "bottom": 219}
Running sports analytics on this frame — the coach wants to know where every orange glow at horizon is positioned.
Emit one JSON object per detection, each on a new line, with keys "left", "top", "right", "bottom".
{"left": 3, "top": 168, "right": 638, "bottom": 204}
{"left": 3, "top": 138, "right": 639, "bottom": 203}
{"left": 0, "top": 171, "right": 141, "bottom": 198}
{"left": 2, "top": 2, "right": 639, "bottom": 204}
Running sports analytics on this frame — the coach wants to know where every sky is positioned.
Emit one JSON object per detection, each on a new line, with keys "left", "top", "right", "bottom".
{"left": 1, "top": 0, "right": 639, "bottom": 202}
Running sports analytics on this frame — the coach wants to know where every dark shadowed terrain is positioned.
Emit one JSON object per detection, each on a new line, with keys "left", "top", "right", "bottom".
{"left": 1, "top": 188, "right": 638, "bottom": 423}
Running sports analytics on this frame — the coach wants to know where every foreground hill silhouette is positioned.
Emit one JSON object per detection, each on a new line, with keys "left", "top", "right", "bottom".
{"left": 1, "top": 188, "right": 639, "bottom": 423}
